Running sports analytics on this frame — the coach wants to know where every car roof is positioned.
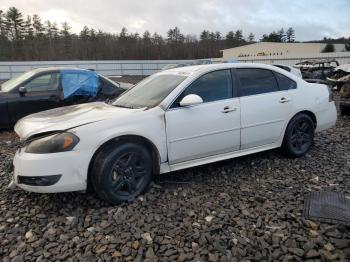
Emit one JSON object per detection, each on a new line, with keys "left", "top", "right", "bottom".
{"left": 29, "top": 67, "right": 94, "bottom": 73}
{"left": 160, "top": 63, "right": 283, "bottom": 75}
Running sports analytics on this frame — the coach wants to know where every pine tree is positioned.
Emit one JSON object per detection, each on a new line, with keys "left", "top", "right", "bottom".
{"left": 285, "top": 27, "right": 295, "bottom": 42}
{"left": 32, "top": 14, "right": 44, "bottom": 37}
{"left": 60, "top": 22, "right": 72, "bottom": 59}
{"left": 23, "top": 15, "right": 33, "bottom": 39}
{"left": 5, "top": 7, "right": 24, "bottom": 41}
{"left": 248, "top": 33, "right": 255, "bottom": 42}
{"left": 200, "top": 30, "right": 209, "bottom": 41}
{"left": 142, "top": 30, "right": 151, "bottom": 42}
{"left": 215, "top": 31, "right": 221, "bottom": 40}
{"left": 234, "top": 30, "right": 243, "bottom": 41}
{"left": 278, "top": 28, "right": 285, "bottom": 42}
{"left": 0, "top": 10, "right": 8, "bottom": 38}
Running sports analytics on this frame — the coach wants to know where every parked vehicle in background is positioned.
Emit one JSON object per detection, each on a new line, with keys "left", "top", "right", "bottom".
{"left": 338, "top": 80, "right": 350, "bottom": 115}
{"left": 273, "top": 64, "right": 302, "bottom": 78}
{"left": 327, "top": 64, "right": 350, "bottom": 90}
{"left": 294, "top": 59, "right": 339, "bottom": 80}
{"left": 0, "top": 68, "right": 129, "bottom": 128}
{"left": 10, "top": 63, "right": 337, "bottom": 204}
{"left": 325, "top": 64, "right": 350, "bottom": 115}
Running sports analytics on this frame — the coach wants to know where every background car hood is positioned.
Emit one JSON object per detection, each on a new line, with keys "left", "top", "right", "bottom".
{"left": 15, "top": 102, "right": 142, "bottom": 140}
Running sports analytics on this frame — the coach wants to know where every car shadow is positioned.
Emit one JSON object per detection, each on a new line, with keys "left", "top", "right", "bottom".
{"left": 4, "top": 143, "right": 314, "bottom": 215}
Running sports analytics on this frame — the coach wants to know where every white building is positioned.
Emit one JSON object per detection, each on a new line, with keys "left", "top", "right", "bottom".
{"left": 222, "top": 42, "right": 347, "bottom": 59}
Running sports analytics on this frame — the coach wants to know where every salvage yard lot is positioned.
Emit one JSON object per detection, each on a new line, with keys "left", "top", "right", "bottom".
{"left": 0, "top": 80, "right": 349, "bottom": 261}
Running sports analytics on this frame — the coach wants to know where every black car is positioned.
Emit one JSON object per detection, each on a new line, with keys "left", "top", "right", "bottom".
{"left": 0, "top": 67, "right": 129, "bottom": 128}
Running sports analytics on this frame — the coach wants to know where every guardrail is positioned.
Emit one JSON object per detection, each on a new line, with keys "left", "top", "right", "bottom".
{"left": 1, "top": 54, "right": 350, "bottom": 79}
{"left": 0, "top": 60, "right": 195, "bottom": 79}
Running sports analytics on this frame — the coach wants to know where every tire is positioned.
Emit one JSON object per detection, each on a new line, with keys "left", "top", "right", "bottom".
{"left": 91, "top": 142, "right": 153, "bottom": 204}
{"left": 282, "top": 114, "right": 315, "bottom": 158}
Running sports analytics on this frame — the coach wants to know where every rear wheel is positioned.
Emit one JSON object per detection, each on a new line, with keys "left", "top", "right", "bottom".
{"left": 282, "top": 114, "right": 315, "bottom": 157}
{"left": 91, "top": 142, "right": 153, "bottom": 204}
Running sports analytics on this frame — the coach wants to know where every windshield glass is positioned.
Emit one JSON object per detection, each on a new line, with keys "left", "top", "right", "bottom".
{"left": 1, "top": 70, "right": 36, "bottom": 92}
{"left": 112, "top": 74, "right": 187, "bottom": 108}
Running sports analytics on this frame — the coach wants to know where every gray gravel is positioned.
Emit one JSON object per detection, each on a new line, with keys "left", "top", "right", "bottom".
{"left": 0, "top": 98, "right": 349, "bottom": 261}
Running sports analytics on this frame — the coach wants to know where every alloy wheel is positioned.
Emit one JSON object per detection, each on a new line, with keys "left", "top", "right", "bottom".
{"left": 110, "top": 152, "right": 147, "bottom": 196}
{"left": 290, "top": 119, "right": 313, "bottom": 153}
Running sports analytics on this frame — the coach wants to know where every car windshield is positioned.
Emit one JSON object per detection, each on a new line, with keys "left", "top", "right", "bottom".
{"left": 112, "top": 74, "right": 187, "bottom": 109}
{"left": 0, "top": 70, "right": 36, "bottom": 92}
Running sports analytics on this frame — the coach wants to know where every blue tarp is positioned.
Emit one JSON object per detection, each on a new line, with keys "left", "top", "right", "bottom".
{"left": 61, "top": 70, "right": 99, "bottom": 98}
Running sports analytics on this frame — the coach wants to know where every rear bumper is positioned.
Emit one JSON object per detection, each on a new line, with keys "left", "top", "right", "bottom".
{"left": 315, "top": 102, "right": 337, "bottom": 132}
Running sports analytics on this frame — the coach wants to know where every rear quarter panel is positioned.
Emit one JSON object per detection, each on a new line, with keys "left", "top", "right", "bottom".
{"left": 289, "top": 81, "right": 336, "bottom": 131}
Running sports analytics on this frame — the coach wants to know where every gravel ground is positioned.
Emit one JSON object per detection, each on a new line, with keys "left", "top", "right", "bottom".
{"left": 0, "top": 92, "right": 349, "bottom": 261}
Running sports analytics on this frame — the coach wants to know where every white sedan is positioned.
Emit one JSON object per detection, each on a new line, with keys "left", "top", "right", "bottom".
{"left": 11, "top": 63, "right": 337, "bottom": 204}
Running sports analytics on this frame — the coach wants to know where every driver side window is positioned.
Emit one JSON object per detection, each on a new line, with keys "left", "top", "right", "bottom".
{"left": 24, "top": 73, "right": 59, "bottom": 92}
{"left": 172, "top": 69, "right": 233, "bottom": 108}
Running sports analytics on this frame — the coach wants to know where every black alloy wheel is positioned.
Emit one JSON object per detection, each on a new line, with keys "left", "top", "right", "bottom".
{"left": 91, "top": 142, "right": 152, "bottom": 204}
{"left": 110, "top": 152, "right": 148, "bottom": 197}
{"left": 282, "top": 114, "right": 315, "bottom": 157}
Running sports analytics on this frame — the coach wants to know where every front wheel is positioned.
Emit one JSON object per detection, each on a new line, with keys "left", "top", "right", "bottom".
{"left": 282, "top": 114, "right": 315, "bottom": 158}
{"left": 91, "top": 142, "right": 153, "bottom": 204}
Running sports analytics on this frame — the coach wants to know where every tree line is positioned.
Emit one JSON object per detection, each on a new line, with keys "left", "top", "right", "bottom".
{"left": 0, "top": 6, "right": 348, "bottom": 61}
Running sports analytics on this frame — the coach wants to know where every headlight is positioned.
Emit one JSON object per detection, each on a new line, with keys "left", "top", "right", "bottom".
{"left": 25, "top": 132, "right": 80, "bottom": 154}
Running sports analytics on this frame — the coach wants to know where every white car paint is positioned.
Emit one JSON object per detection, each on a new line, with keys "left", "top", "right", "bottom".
{"left": 274, "top": 64, "right": 303, "bottom": 78}
{"left": 12, "top": 63, "right": 337, "bottom": 193}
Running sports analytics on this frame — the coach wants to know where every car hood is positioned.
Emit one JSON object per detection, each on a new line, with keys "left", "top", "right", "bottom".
{"left": 15, "top": 102, "right": 143, "bottom": 140}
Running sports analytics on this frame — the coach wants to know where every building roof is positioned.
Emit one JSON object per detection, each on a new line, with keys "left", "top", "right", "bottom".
{"left": 222, "top": 41, "right": 345, "bottom": 52}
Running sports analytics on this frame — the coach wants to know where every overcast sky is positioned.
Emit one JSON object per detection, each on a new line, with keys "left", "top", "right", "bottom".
{"left": 1, "top": 0, "right": 349, "bottom": 41}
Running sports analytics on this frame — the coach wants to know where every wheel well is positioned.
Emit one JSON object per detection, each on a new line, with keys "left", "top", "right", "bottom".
{"left": 297, "top": 110, "right": 317, "bottom": 128}
{"left": 87, "top": 135, "right": 161, "bottom": 190}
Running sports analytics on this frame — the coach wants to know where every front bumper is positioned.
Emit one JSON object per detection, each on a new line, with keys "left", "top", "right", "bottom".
{"left": 12, "top": 149, "right": 89, "bottom": 193}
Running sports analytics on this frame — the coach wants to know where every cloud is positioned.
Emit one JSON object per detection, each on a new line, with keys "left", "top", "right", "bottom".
{"left": 1, "top": 0, "right": 349, "bottom": 40}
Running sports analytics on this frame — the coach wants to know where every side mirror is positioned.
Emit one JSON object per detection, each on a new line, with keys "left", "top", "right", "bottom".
{"left": 179, "top": 94, "right": 203, "bottom": 107}
{"left": 18, "top": 86, "right": 27, "bottom": 96}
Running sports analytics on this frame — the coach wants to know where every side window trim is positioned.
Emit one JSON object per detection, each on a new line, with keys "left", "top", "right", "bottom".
{"left": 169, "top": 68, "right": 236, "bottom": 109}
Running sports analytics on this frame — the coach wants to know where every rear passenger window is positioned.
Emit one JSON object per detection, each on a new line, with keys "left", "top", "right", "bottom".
{"left": 274, "top": 72, "right": 297, "bottom": 90}
{"left": 236, "top": 68, "right": 279, "bottom": 96}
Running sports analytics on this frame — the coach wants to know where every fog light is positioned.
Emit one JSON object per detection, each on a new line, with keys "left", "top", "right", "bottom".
{"left": 17, "top": 175, "right": 62, "bottom": 186}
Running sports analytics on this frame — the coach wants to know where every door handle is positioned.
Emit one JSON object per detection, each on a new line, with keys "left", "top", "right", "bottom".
{"left": 279, "top": 97, "right": 291, "bottom": 103}
{"left": 222, "top": 106, "right": 237, "bottom": 113}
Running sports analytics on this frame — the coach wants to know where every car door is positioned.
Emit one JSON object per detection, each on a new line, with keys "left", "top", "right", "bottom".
{"left": 8, "top": 72, "right": 62, "bottom": 124}
{"left": 235, "top": 68, "right": 293, "bottom": 149}
{"left": 165, "top": 69, "right": 241, "bottom": 164}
